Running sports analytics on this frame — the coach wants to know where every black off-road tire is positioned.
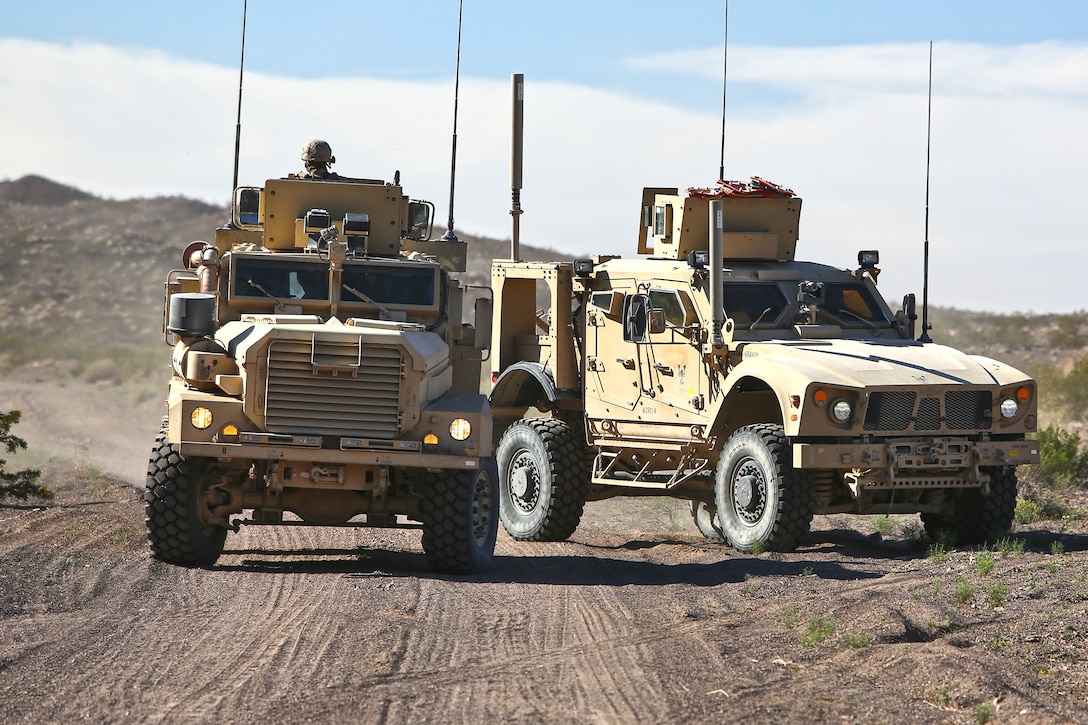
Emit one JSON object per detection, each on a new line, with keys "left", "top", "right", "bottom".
{"left": 144, "top": 435, "right": 226, "bottom": 567}
{"left": 690, "top": 501, "right": 727, "bottom": 542}
{"left": 497, "top": 418, "right": 588, "bottom": 542}
{"left": 420, "top": 457, "right": 499, "bottom": 574}
{"left": 714, "top": 424, "right": 815, "bottom": 553}
{"left": 922, "top": 465, "right": 1018, "bottom": 546}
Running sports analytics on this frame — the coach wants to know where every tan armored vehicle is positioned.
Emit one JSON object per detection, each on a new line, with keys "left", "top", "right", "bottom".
{"left": 490, "top": 177, "right": 1039, "bottom": 552}
{"left": 145, "top": 167, "right": 497, "bottom": 573}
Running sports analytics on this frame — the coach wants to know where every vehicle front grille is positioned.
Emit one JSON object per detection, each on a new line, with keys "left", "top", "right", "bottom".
{"left": 264, "top": 336, "right": 404, "bottom": 438}
{"left": 863, "top": 389, "right": 992, "bottom": 433}
{"left": 915, "top": 397, "right": 941, "bottom": 431}
{"left": 863, "top": 391, "right": 915, "bottom": 431}
{"left": 945, "top": 390, "right": 992, "bottom": 430}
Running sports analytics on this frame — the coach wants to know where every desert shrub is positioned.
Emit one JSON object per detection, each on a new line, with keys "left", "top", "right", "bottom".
{"left": 954, "top": 577, "right": 977, "bottom": 604}
{"left": 78, "top": 358, "right": 124, "bottom": 385}
{"left": 72, "top": 344, "right": 168, "bottom": 384}
{"left": 1054, "top": 357, "right": 1088, "bottom": 422}
{"left": 995, "top": 537, "right": 1025, "bottom": 557}
{"left": 0, "top": 410, "right": 53, "bottom": 502}
{"left": 1029, "top": 362, "right": 1065, "bottom": 417}
{"left": 1025, "top": 425, "right": 1088, "bottom": 488}
{"left": 1017, "top": 480, "right": 1080, "bottom": 522}
{"left": 1047, "top": 313, "right": 1088, "bottom": 349}
{"left": 975, "top": 550, "right": 996, "bottom": 576}
{"left": 1014, "top": 498, "right": 1043, "bottom": 524}
{"left": 802, "top": 614, "right": 836, "bottom": 646}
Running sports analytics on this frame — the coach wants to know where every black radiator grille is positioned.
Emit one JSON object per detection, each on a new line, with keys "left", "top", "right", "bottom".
{"left": 945, "top": 390, "right": 992, "bottom": 430}
{"left": 863, "top": 391, "right": 915, "bottom": 431}
{"left": 863, "top": 389, "right": 992, "bottom": 432}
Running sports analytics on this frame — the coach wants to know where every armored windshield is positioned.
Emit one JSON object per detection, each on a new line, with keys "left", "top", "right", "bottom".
{"left": 722, "top": 283, "right": 790, "bottom": 326}
{"left": 722, "top": 280, "right": 892, "bottom": 329}
{"left": 820, "top": 281, "right": 892, "bottom": 323}
{"left": 341, "top": 262, "right": 437, "bottom": 307}
{"left": 233, "top": 256, "right": 330, "bottom": 300}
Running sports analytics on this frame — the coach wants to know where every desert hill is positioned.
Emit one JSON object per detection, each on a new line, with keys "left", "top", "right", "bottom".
{"left": 0, "top": 173, "right": 1085, "bottom": 417}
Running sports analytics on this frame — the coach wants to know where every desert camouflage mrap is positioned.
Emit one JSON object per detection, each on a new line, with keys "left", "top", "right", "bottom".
{"left": 489, "top": 178, "right": 1038, "bottom": 552}
{"left": 146, "top": 172, "right": 498, "bottom": 573}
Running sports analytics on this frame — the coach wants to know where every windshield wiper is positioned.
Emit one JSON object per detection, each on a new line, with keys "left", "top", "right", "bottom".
{"left": 343, "top": 283, "right": 396, "bottom": 320}
{"left": 828, "top": 306, "right": 880, "bottom": 333}
{"left": 245, "top": 277, "right": 280, "bottom": 301}
{"left": 748, "top": 307, "right": 774, "bottom": 331}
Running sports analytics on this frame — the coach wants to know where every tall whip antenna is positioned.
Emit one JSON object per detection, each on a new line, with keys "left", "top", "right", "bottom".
{"left": 231, "top": 0, "right": 248, "bottom": 198}
{"left": 510, "top": 73, "right": 524, "bottom": 262}
{"left": 919, "top": 40, "right": 934, "bottom": 343}
{"left": 441, "top": 0, "right": 464, "bottom": 243}
{"left": 719, "top": 0, "right": 729, "bottom": 180}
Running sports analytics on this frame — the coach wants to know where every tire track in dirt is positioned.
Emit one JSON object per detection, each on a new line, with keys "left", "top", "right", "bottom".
{"left": 5, "top": 466, "right": 1087, "bottom": 724}
{"left": 289, "top": 538, "right": 727, "bottom": 722}
{"left": 143, "top": 524, "right": 389, "bottom": 722}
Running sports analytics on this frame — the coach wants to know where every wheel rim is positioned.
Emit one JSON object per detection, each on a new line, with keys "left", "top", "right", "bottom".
{"left": 471, "top": 470, "right": 494, "bottom": 546}
{"left": 508, "top": 449, "right": 541, "bottom": 513}
{"left": 731, "top": 456, "right": 767, "bottom": 525}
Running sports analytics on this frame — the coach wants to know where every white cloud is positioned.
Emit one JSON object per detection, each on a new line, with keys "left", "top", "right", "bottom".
{"left": 2, "top": 39, "right": 1085, "bottom": 313}
{"left": 629, "top": 41, "right": 1088, "bottom": 98}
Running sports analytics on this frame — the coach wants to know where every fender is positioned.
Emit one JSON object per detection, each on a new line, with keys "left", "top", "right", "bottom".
{"left": 490, "top": 362, "right": 557, "bottom": 410}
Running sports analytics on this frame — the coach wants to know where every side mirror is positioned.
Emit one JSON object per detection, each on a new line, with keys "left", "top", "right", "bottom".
{"left": 473, "top": 295, "right": 492, "bottom": 352}
{"left": 233, "top": 187, "right": 262, "bottom": 229}
{"left": 895, "top": 293, "right": 917, "bottom": 339}
{"left": 623, "top": 294, "right": 650, "bottom": 343}
{"left": 648, "top": 308, "right": 666, "bottom": 335}
{"left": 407, "top": 200, "right": 434, "bottom": 241}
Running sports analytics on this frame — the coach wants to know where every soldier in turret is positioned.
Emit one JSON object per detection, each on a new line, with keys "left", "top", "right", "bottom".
{"left": 298, "top": 138, "right": 339, "bottom": 180}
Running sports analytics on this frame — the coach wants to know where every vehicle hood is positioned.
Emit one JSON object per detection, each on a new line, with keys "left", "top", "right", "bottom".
{"left": 738, "top": 339, "right": 1031, "bottom": 388}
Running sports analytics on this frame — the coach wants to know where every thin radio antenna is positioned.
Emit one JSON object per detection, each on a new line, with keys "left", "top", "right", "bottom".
{"left": 718, "top": 0, "right": 729, "bottom": 181}
{"left": 231, "top": 0, "right": 248, "bottom": 198}
{"left": 441, "top": 0, "right": 464, "bottom": 243}
{"left": 919, "top": 40, "right": 934, "bottom": 343}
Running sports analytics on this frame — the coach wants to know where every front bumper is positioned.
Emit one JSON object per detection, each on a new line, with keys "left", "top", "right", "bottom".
{"left": 180, "top": 440, "right": 481, "bottom": 472}
{"left": 793, "top": 437, "right": 1039, "bottom": 490}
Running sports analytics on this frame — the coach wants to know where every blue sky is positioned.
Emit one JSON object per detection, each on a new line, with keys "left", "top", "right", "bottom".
{"left": 3, "top": 1, "right": 1087, "bottom": 312}
{"left": 10, "top": 1, "right": 1087, "bottom": 106}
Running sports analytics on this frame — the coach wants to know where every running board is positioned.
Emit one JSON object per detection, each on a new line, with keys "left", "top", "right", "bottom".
{"left": 591, "top": 447, "right": 710, "bottom": 489}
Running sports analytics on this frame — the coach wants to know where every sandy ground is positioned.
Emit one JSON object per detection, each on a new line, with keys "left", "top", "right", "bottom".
{"left": 2, "top": 374, "right": 1087, "bottom": 723}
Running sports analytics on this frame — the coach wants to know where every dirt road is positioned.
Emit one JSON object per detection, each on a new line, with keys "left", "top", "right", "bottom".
{"left": 2, "top": 377, "right": 1087, "bottom": 723}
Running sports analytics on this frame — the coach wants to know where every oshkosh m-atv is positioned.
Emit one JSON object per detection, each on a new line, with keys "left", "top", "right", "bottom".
{"left": 145, "top": 169, "right": 497, "bottom": 573}
{"left": 489, "top": 178, "right": 1039, "bottom": 552}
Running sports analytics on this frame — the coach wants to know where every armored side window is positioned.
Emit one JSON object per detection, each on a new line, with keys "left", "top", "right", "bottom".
{"left": 721, "top": 282, "right": 790, "bottom": 326}
{"left": 590, "top": 291, "right": 624, "bottom": 318}
{"left": 648, "top": 289, "right": 688, "bottom": 328}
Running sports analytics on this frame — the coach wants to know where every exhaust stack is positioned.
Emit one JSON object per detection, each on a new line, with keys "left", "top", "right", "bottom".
{"left": 709, "top": 200, "right": 726, "bottom": 347}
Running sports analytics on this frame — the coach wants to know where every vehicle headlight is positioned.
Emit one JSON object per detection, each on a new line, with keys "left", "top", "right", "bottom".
{"left": 191, "top": 406, "right": 213, "bottom": 430}
{"left": 449, "top": 418, "right": 472, "bottom": 441}
{"left": 830, "top": 399, "right": 852, "bottom": 423}
{"left": 1000, "top": 398, "right": 1019, "bottom": 419}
